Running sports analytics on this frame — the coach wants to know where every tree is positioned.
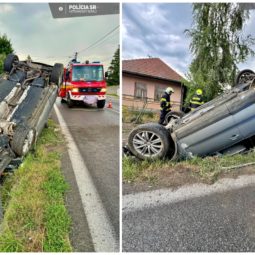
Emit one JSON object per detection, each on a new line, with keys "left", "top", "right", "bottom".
{"left": 0, "top": 34, "right": 14, "bottom": 73}
{"left": 184, "top": 3, "right": 255, "bottom": 102}
{"left": 107, "top": 47, "right": 119, "bottom": 86}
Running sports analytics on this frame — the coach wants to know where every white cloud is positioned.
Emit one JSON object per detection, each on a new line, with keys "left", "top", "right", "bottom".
{"left": 0, "top": 3, "right": 119, "bottom": 71}
{"left": 122, "top": 3, "right": 193, "bottom": 74}
{"left": 0, "top": 4, "right": 14, "bottom": 13}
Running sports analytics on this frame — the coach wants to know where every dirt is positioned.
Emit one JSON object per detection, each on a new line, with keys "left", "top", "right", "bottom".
{"left": 123, "top": 165, "right": 200, "bottom": 195}
{"left": 123, "top": 165, "right": 255, "bottom": 195}
{"left": 122, "top": 123, "right": 137, "bottom": 144}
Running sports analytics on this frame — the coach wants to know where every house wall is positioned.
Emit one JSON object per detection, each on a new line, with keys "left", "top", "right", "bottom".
{"left": 122, "top": 74, "right": 183, "bottom": 111}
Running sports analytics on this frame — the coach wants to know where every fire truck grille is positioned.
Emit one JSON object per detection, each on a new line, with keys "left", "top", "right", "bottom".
{"left": 79, "top": 88, "right": 101, "bottom": 93}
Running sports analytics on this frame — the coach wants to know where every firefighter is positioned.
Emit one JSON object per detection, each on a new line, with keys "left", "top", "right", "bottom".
{"left": 159, "top": 87, "right": 174, "bottom": 125}
{"left": 189, "top": 89, "right": 204, "bottom": 111}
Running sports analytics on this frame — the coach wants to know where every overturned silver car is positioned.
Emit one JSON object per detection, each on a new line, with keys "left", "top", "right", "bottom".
{"left": 0, "top": 54, "right": 63, "bottom": 173}
{"left": 127, "top": 70, "right": 255, "bottom": 160}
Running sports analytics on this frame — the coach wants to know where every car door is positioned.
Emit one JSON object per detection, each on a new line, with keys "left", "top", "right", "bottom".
{"left": 175, "top": 101, "right": 243, "bottom": 157}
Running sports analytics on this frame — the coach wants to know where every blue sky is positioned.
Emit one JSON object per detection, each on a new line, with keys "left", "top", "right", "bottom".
{"left": 0, "top": 3, "right": 119, "bottom": 70}
{"left": 122, "top": 3, "right": 255, "bottom": 77}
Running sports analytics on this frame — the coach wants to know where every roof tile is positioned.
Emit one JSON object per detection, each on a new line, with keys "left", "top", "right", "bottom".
{"left": 122, "top": 58, "right": 183, "bottom": 82}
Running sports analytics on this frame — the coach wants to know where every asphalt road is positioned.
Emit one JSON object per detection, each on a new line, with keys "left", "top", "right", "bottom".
{"left": 52, "top": 96, "right": 119, "bottom": 251}
{"left": 123, "top": 176, "right": 255, "bottom": 252}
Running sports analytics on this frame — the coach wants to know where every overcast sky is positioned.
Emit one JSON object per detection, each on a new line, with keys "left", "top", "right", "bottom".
{"left": 122, "top": 3, "right": 255, "bottom": 77}
{"left": 0, "top": 3, "right": 119, "bottom": 70}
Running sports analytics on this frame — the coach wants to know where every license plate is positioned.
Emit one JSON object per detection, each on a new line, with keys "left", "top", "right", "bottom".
{"left": 83, "top": 95, "right": 97, "bottom": 104}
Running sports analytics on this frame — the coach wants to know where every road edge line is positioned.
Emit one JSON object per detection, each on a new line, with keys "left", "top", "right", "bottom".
{"left": 123, "top": 174, "right": 255, "bottom": 213}
{"left": 54, "top": 104, "right": 118, "bottom": 252}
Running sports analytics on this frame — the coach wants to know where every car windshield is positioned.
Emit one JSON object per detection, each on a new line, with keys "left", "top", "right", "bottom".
{"left": 72, "top": 65, "right": 103, "bottom": 82}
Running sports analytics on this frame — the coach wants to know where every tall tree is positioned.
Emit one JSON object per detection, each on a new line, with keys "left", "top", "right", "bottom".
{"left": 0, "top": 34, "right": 14, "bottom": 73}
{"left": 185, "top": 3, "right": 255, "bottom": 102}
{"left": 107, "top": 47, "right": 119, "bottom": 86}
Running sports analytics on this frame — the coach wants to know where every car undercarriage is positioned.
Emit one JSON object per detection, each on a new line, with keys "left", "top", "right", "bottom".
{"left": 0, "top": 54, "right": 63, "bottom": 173}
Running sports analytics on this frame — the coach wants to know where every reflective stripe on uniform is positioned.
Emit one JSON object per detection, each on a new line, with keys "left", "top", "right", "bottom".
{"left": 190, "top": 100, "right": 204, "bottom": 105}
{"left": 192, "top": 97, "right": 202, "bottom": 101}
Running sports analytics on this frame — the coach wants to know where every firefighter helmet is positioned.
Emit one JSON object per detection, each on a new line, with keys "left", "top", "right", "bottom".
{"left": 196, "top": 89, "right": 203, "bottom": 95}
{"left": 165, "top": 87, "right": 174, "bottom": 94}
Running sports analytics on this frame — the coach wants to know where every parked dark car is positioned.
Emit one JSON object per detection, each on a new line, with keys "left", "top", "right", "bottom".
{"left": 0, "top": 54, "right": 63, "bottom": 173}
{"left": 127, "top": 69, "right": 255, "bottom": 160}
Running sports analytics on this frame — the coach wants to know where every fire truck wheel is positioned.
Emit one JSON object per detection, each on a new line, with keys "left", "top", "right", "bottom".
{"left": 4, "top": 54, "right": 19, "bottom": 73}
{"left": 50, "top": 63, "right": 64, "bottom": 86}
{"left": 67, "top": 94, "right": 74, "bottom": 108}
{"left": 97, "top": 100, "right": 105, "bottom": 108}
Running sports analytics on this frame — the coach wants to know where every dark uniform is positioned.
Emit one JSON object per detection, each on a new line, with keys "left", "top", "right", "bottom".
{"left": 159, "top": 92, "right": 171, "bottom": 125}
{"left": 189, "top": 91, "right": 204, "bottom": 111}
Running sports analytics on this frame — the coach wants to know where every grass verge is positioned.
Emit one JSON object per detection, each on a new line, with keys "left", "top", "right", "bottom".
{"left": 123, "top": 149, "right": 255, "bottom": 186}
{"left": 0, "top": 119, "right": 72, "bottom": 252}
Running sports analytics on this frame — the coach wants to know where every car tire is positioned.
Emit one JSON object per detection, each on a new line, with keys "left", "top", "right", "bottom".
{"left": 67, "top": 93, "right": 73, "bottom": 108}
{"left": 235, "top": 69, "right": 255, "bottom": 85}
{"left": 4, "top": 54, "right": 19, "bottom": 73}
{"left": 128, "top": 123, "right": 171, "bottom": 160}
{"left": 97, "top": 100, "right": 105, "bottom": 108}
{"left": 11, "top": 125, "right": 36, "bottom": 157}
{"left": 164, "top": 111, "right": 184, "bottom": 125}
{"left": 50, "top": 63, "right": 64, "bottom": 86}
{"left": 61, "top": 98, "right": 65, "bottom": 104}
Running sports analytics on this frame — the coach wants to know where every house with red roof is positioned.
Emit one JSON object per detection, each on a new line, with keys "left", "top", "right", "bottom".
{"left": 122, "top": 58, "right": 186, "bottom": 111}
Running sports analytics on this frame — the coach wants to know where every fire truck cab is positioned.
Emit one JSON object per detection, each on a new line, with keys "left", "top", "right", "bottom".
{"left": 59, "top": 58, "right": 107, "bottom": 108}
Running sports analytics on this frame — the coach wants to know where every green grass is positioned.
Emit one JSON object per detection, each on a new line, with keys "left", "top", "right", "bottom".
{"left": 122, "top": 105, "right": 158, "bottom": 123}
{"left": 123, "top": 149, "right": 255, "bottom": 184}
{"left": 0, "top": 119, "right": 72, "bottom": 252}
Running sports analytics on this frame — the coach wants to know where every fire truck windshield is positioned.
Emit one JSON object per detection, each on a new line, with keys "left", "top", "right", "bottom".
{"left": 72, "top": 65, "right": 104, "bottom": 82}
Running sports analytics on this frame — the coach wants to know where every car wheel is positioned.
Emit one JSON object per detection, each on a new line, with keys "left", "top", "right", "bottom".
{"left": 97, "top": 100, "right": 105, "bottom": 108}
{"left": 50, "top": 63, "right": 64, "bottom": 86}
{"left": 61, "top": 98, "right": 65, "bottom": 104}
{"left": 235, "top": 69, "right": 255, "bottom": 85}
{"left": 128, "top": 123, "right": 171, "bottom": 160}
{"left": 4, "top": 54, "right": 19, "bottom": 73}
{"left": 164, "top": 111, "right": 184, "bottom": 125}
{"left": 67, "top": 94, "right": 73, "bottom": 108}
{"left": 11, "top": 125, "right": 36, "bottom": 156}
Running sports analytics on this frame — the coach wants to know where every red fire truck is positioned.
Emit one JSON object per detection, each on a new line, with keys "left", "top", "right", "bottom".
{"left": 58, "top": 54, "right": 107, "bottom": 108}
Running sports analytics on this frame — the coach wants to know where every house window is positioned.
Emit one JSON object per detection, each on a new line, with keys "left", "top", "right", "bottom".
{"left": 154, "top": 86, "right": 166, "bottom": 101}
{"left": 134, "top": 83, "right": 147, "bottom": 99}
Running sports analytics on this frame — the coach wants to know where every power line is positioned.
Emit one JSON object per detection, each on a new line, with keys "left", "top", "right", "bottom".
{"left": 78, "top": 25, "right": 119, "bottom": 54}
{"left": 80, "top": 31, "right": 119, "bottom": 54}
{"left": 27, "top": 26, "right": 119, "bottom": 62}
{"left": 24, "top": 26, "right": 119, "bottom": 65}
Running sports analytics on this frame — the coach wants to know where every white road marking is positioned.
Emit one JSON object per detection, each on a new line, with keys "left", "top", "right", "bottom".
{"left": 54, "top": 104, "right": 118, "bottom": 252}
{"left": 123, "top": 175, "right": 255, "bottom": 213}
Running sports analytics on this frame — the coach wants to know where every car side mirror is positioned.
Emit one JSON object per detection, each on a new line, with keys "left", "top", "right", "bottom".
{"left": 65, "top": 71, "right": 70, "bottom": 81}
